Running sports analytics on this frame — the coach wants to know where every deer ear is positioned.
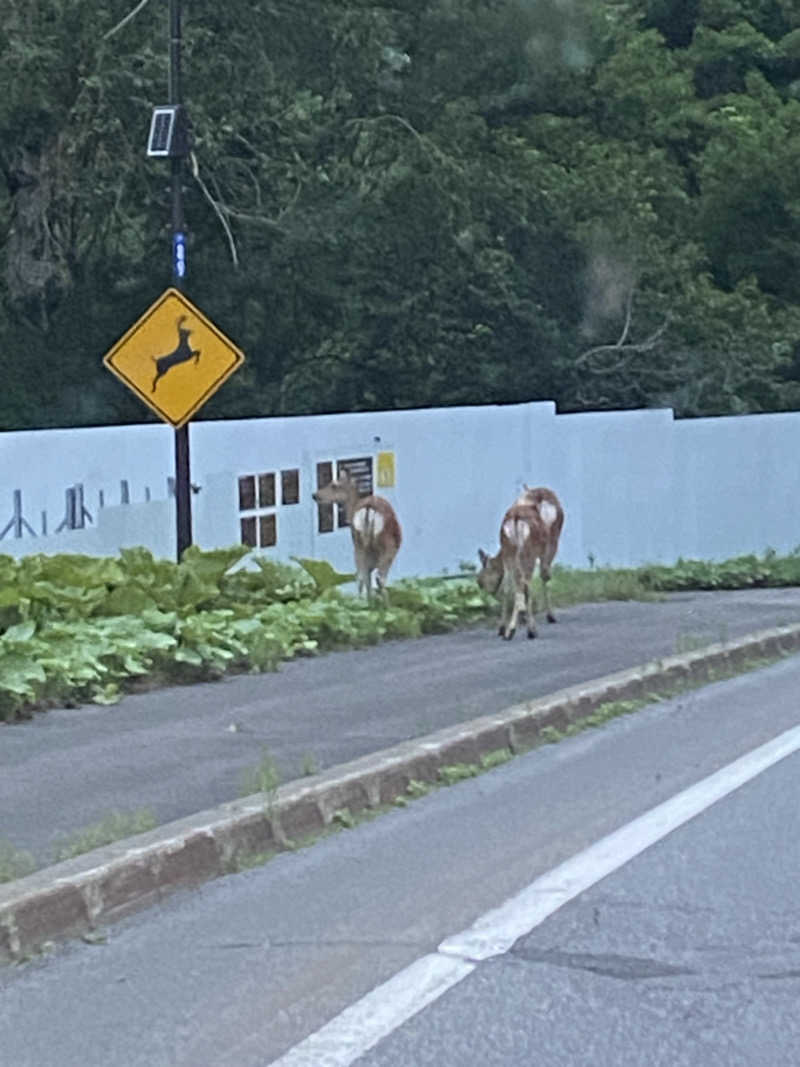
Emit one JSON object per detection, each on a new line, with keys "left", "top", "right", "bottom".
{"left": 478, "top": 549, "right": 488, "bottom": 566}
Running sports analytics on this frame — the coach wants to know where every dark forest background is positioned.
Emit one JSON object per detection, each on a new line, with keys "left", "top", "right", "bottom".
{"left": 2, "top": 0, "right": 800, "bottom": 429}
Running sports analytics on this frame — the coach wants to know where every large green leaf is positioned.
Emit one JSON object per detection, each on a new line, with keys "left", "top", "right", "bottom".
{"left": 291, "top": 557, "right": 356, "bottom": 594}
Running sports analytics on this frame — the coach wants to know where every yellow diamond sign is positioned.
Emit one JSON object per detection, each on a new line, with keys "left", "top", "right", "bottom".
{"left": 103, "top": 288, "right": 245, "bottom": 428}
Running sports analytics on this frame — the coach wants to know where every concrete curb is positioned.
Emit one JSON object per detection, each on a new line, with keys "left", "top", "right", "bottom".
{"left": 3, "top": 622, "right": 800, "bottom": 964}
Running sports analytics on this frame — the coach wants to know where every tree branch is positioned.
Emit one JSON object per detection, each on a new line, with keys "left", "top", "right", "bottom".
{"left": 189, "top": 152, "right": 239, "bottom": 267}
{"left": 575, "top": 313, "right": 670, "bottom": 370}
{"left": 103, "top": 0, "right": 152, "bottom": 40}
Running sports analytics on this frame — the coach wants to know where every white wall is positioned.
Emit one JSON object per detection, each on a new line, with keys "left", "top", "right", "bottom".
{"left": 2, "top": 402, "right": 799, "bottom": 572}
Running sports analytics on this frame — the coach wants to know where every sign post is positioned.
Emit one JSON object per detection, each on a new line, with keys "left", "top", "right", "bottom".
{"left": 168, "top": 0, "right": 193, "bottom": 559}
{"left": 103, "top": 0, "right": 244, "bottom": 561}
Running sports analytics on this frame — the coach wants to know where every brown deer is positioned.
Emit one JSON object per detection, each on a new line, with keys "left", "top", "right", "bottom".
{"left": 312, "top": 474, "right": 402, "bottom": 600}
{"left": 477, "top": 486, "right": 564, "bottom": 640}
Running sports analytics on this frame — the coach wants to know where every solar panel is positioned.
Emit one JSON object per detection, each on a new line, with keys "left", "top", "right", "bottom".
{"left": 146, "top": 106, "right": 188, "bottom": 158}
{"left": 147, "top": 108, "right": 176, "bottom": 157}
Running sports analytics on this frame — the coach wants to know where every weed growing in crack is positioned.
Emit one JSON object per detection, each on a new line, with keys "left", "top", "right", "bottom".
{"left": 53, "top": 810, "right": 157, "bottom": 863}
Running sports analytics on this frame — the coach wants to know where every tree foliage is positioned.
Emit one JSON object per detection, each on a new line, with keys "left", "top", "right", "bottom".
{"left": 1, "top": 0, "right": 799, "bottom": 429}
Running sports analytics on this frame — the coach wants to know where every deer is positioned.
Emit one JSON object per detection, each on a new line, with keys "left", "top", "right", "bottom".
{"left": 312, "top": 473, "right": 402, "bottom": 601}
{"left": 477, "top": 485, "right": 564, "bottom": 640}
{"left": 152, "top": 316, "right": 200, "bottom": 392}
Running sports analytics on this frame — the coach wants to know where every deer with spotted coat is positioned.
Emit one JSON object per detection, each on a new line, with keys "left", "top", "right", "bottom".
{"left": 477, "top": 485, "right": 564, "bottom": 640}
{"left": 312, "top": 474, "right": 402, "bottom": 601}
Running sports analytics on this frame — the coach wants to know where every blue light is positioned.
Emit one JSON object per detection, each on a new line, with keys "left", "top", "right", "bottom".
{"left": 173, "top": 231, "right": 187, "bottom": 279}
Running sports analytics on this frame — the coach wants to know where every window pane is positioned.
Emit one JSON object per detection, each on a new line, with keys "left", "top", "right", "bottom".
{"left": 259, "top": 514, "right": 277, "bottom": 547}
{"left": 281, "top": 468, "right": 299, "bottom": 505}
{"left": 238, "top": 476, "right": 256, "bottom": 511}
{"left": 337, "top": 456, "right": 373, "bottom": 495}
{"left": 316, "top": 462, "right": 334, "bottom": 533}
{"left": 316, "top": 462, "right": 332, "bottom": 488}
{"left": 240, "top": 516, "right": 257, "bottom": 547}
{"left": 258, "top": 472, "right": 276, "bottom": 508}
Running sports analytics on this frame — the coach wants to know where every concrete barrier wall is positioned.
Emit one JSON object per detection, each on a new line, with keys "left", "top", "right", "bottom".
{"left": 2, "top": 402, "right": 798, "bottom": 573}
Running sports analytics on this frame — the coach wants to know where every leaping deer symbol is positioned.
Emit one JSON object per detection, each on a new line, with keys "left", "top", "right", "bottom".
{"left": 151, "top": 316, "right": 201, "bottom": 392}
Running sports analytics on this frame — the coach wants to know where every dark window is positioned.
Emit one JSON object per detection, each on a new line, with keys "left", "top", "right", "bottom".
{"left": 258, "top": 472, "right": 276, "bottom": 508}
{"left": 240, "top": 516, "right": 257, "bottom": 547}
{"left": 316, "top": 462, "right": 334, "bottom": 533}
{"left": 239, "top": 470, "right": 279, "bottom": 548}
{"left": 259, "top": 513, "right": 277, "bottom": 547}
{"left": 337, "top": 456, "right": 373, "bottom": 495}
{"left": 238, "top": 476, "right": 256, "bottom": 511}
{"left": 281, "top": 468, "right": 300, "bottom": 505}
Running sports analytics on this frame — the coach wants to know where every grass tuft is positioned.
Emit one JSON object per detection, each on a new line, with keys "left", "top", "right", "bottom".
{"left": 52, "top": 809, "right": 157, "bottom": 863}
{"left": 0, "top": 840, "right": 37, "bottom": 883}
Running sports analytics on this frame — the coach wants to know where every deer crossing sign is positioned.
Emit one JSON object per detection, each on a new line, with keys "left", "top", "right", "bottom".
{"left": 103, "top": 288, "right": 245, "bottom": 428}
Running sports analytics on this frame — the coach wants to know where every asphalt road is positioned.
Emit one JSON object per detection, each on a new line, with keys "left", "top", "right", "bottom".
{"left": 3, "top": 587, "right": 800, "bottom": 865}
{"left": 354, "top": 729, "right": 800, "bottom": 1067}
{"left": 2, "top": 651, "right": 800, "bottom": 1065}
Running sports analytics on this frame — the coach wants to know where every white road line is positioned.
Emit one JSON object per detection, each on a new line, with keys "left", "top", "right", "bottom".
{"left": 268, "top": 954, "right": 474, "bottom": 1067}
{"left": 268, "top": 722, "right": 800, "bottom": 1067}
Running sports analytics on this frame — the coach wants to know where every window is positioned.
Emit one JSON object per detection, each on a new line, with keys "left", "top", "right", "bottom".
{"left": 240, "top": 515, "right": 257, "bottom": 547}
{"left": 316, "top": 462, "right": 334, "bottom": 533}
{"left": 238, "top": 470, "right": 279, "bottom": 548}
{"left": 238, "top": 476, "right": 256, "bottom": 511}
{"left": 259, "top": 513, "right": 277, "bottom": 547}
{"left": 281, "top": 469, "right": 300, "bottom": 505}
{"left": 258, "top": 473, "right": 275, "bottom": 508}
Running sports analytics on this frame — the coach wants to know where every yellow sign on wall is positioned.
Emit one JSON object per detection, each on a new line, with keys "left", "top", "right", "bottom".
{"left": 376, "top": 451, "right": 396, "bottom": 488}
{"left": 103, "top": 288, "right": 245, "bottom": 428}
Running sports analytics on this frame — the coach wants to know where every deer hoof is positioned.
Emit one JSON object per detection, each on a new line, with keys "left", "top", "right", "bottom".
{"left": 527, "top": 628, "right": 537, "bottom": 639}
{"left": 503, "top": 628, "right": 516, "bottom": 641}
{"left": 546, "top": 613, "right": 557, "bottom": 623}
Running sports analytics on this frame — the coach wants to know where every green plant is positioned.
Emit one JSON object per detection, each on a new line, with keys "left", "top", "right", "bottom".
{"left": 240, "top": 749, "right": 281, "bottom": 802}
{"left": 0, "top": 840, "right": 36, "bottom": 883}
{"left": 52, "top": 809, "right": 158, "bottom": 863}
{"left": 300, "top": 753, "right": 319, "bottom": 777}
{"left": 481, "top": 748, "right": 513, "bottom": 770}
{"left": 405, "top": 779, "right": 432, "bottom": 799}
{"left": 2, "top": 546, "right": 799, "bottom": 723}
{"left": 675, "top": 631, "right": 712, "bottom": 655}
{"left": 438, "top": 762, "right": 481, "bottom": 785}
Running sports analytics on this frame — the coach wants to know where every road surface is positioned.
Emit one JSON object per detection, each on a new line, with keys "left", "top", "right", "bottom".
{"left": 3, "top": 587, "right": 800, "bottom": 865}
{"left": 2, "top": 649, "right": 800, "bottom": 1065}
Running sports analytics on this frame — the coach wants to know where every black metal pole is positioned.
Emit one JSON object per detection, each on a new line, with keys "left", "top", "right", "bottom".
{"left": 169, "top": 0, "right": 192, "bottom": 560}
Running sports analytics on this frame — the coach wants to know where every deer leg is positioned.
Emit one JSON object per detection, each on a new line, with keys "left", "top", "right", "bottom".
{"left": 374, "top": 562, "right": 391, "bottom": 604}
{"left": 505, "top": 585, "right": 529, "bottom": 641}
{"left": 540, "top": 561, "right": 556, "bottom": 623}
{"left": 504, "top": 571, "right": 527, "bottom": 641}
{"left": 497, "top": 573, "right": 513, "bottom": 637}
{"left": 523, "top": 579, "right": 537, "bottom": 639}
{"left": 354, "top": 547, "right": 370, "bottom": 599}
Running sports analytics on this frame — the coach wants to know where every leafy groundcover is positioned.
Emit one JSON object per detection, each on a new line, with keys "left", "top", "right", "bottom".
{"left": 2, "top": 545, "right": 799, "bottom": 723}
{"left": 0, "top": 547, "right": 495, "bottom": 722}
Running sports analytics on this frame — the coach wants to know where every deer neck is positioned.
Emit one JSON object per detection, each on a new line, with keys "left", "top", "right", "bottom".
{"left": 342, "top": 482, "right": 363, "bottom": 524}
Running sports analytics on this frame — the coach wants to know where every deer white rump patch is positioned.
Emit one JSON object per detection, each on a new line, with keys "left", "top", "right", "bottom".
{"left": 538, "top": 500, "right": 558, "bottom": 527}
{"left": 503, "top": 517, "right": 530, "bottom": 545}
{"left": 353, "top": 508, "right": 384, "bottom": 536}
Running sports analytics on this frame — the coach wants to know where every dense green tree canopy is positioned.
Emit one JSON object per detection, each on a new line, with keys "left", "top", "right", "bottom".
{"left": 1, "top": 0, "right": 799, "bottom": 428}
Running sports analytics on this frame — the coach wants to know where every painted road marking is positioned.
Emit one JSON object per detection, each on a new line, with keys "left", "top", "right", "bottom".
{"left": 268, "top": 722, "right": 800, "bottom": 1067}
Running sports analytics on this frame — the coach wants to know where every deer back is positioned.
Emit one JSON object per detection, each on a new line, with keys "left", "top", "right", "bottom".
{"left": 500, "top": 503, "right": 549, "bottom": 576}
{"left": 351, "top": 495, "right": 402, "bottom": 558}
{"left": 516, "top": 486, "right": 564, "bottom": 557}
